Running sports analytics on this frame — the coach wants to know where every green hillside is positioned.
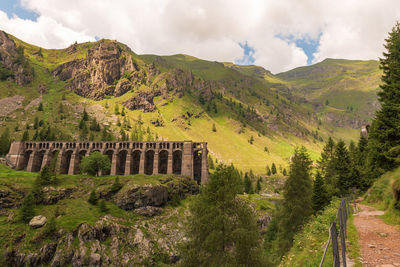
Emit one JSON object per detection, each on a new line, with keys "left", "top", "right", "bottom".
{"left": 0, "top": 31, "right": 370, "bottom": 174}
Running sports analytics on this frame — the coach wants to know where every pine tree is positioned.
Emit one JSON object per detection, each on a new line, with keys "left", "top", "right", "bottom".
{"left": 42, "top": 216, "right": 57, "bottom": 238}
{"left": 283, "top": 168, "right": 287, "bottom": 176}
{"left": 21, "top": 129, "right": 29, "bottom": 141}
{"left": 0, "top": 128, "right": 11, "bottom": 155}
{"left": 181, "top": 164, "right": 266, "bottom": 266}
{"left": 111, "top": 177, "right": 123, "bottom": 193}
{"left": 212, "top": 123, "right": 216, "bottom": 132}
{"left": 271, "top": 163, "right": 277, "bottom": 175}
{"left": 243, "top": 173, "right": 253, "bottom": 194}
{"left": 34, "top": 117, "right": 39, "bottom": 129}
{"left": 99, "top": 199, "right": 108, "bottom": 212}
{"left": 88, "top": 190, "right": 98, "bottom": 205}
{"left": 82, "top": 108, "right": 89, "bottom": 121}
{"left": 249, "top": 135, "right": 254, "bottom": 144}
{"left": 256, "top": 178, "right": 262, "bottom": 193}
{"left": 367, "top": 22, "right": 400, "bottom": 173}
{"left": 114, "top": 104, "right": 120, "bottom": 115}
{"left": 312, "top": 172, "right": 329, "bottom": 213}
{"left": 276, "top": 147, "right": 313, "bottom": 253}
{"left": 332, "top": 140, "right": 352, "bottom": 195}
{"left": 266, "top": 165, "right": 271, "bottom": 176}
{"left": 19, "top": 193, "right": 35, "bottom": 222}
{"left": 38, "top": 102, "right": 43, "bottom": 111}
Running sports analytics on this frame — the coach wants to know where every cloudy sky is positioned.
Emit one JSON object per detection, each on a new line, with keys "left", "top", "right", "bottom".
{"left": 0, "top": 0, "right": 399, "bottom": 73}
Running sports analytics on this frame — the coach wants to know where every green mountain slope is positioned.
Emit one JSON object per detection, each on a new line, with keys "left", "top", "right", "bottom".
{"left": 0, "top": 31, "right": 371, "bottom": 173}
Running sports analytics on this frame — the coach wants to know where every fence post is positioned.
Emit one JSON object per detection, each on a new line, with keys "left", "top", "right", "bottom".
{"left": 331, "top": 221, "right": 340, "bottom": 267}
{"left": 339, "top": 202, "right": 347, "bottom": 267}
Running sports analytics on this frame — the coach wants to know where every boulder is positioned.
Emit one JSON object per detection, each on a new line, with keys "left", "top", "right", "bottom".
{"left": 29, "top": 215, "right": 47, "bottom": 228}
{"left": 114, "top": 184, "right": 168, "bottom": 210}
{"left": 134, "top": 206, "right": 163, "bottom": 217}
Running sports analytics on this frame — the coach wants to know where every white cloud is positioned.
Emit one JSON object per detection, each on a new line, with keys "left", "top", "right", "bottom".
{"left": 0, "top": 0, "right": 398, "bottom": 73}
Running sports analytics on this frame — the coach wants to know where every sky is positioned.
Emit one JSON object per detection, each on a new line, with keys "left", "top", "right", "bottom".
{"left": 0, "top": 0, "right": 399, "bottom": 73}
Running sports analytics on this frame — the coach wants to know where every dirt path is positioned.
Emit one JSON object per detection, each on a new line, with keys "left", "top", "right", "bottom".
{"left": 353, "top": 203, "right": 400, "bottom": 266}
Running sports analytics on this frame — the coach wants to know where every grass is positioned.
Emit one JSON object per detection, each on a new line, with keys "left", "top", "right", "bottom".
{"left": 347, "top": 214, "right": 362, "bottom": 267}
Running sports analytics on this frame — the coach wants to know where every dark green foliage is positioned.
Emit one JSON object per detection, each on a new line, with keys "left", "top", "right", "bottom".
{"left": 21, "top": 129, "right": 29, "bottom": 141}
{"left": 80, "top": 152, "right": 111, "bottom": 176}
{"left": 266, "top": 165, "right": 271, "bottom": 176}
{"left": 38, "top": 102, "right": 43, "bottom": 111}
{"left": 0, "top": 65, "right": 13, "bottom": 80}
{"left": 89, "top": 118, "right": 101, "bottom": 131}
{"left": 271, "top": 162, "right": 277, "bottom": 175}
{"left": 312, "top": 172, "right": 329, "bottom": 212}
{"left": 282, "top": 168, "right": 287, "bottom": 176}
{"left": 318, "top": 137, "right": 336, "bottom": 196}
{"left": 256, "top": 178, "right": 261, "bottom": 193}
{"left": 82, "top": 108, "right": 89, "bottom": 121}
{"left": 333, "top": 140, "right": 352, "bottom": 195}
{"left": 41, "top": 217, "right": 57, "bottom": 239}
{"left": 249, "top": 135, "right": 254, "bottom": 144}
{"left": 0, "top": 128, "right": 10, "bottom": 156}
{"left": 367, "top": 22, "right": 400, "bottom": 173}
{"left": 111, "top": 177, "right": 123, "bottom": 193}
{"left": 207, "top": 155, "right": 214, "bottom": 169}
{"left": 276, "top": 147, "right": 313, "bottom": 253}
{"left": 32, "top": 165, "right": 57, "bottom": 202}
{"left": 181, "top": 164, "right": 266, "bottom": 266}
{"left": 88, "top": 190, "right": 98, "bottom": 205}
{"left": 34, "top": 117, "right": 39, "bottom": 129}
{"left": 121, "top": 107, "right": 125, "bottom": 116}
{"left": 212, "top": 123, "right": 216, "bottom": 132}
{"left": 19, "top": 193, "right": 35, "bottom": 222}
{"left": 99, "top": 199, "right": 108, "bottom": 212}
{"left": 243, "top": 173, "right": 254, "bottom": 194}
{"left": 114, "top": 104, "right": 120, "bottom": 115}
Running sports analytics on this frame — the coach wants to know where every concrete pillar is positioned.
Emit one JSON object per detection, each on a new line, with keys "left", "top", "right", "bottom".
{"left": 110, "top": 153, "right": 118, "bottom": 175}
{"left": 139, "top": 150, "right": 145, "bottom": 174}
{"left": 40, "top": 151, "right": 51, "bottom": 170}
{"left": 124, "top": 152, "right": 132, "bottom": 175}
{"left": 68, "top": 152, "right": 78, "bottom": 175}
{"left": 56, "top": 151, "right": 63, "bottom": 174}
{"left": 153, "top": 151, "right": 159, "bottom": 175}
{"left": 167, "top": 149, "right": 173, "bottom": 174}
{"left": 6, "top": 141, "right": 24, "bottom": 169}
{"left": 181, "top": 141, "right": 193, "bottom": 178}
{"left": 201, "top": 146, "right": 209, "bottom": 183}
{"left": 26, "top": 152, "right": 35, "bottom": 172}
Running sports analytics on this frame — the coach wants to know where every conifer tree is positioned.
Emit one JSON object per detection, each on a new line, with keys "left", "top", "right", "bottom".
{"left": 207, "top": 155, "right": 214, "bottom": 169}
{"left": 0, "top": 127, "right": 11, "bottom": 155}
{"left": 276, "top": 147, "right": 313, "bottom": 253}
{"left": 332, "top": 140, "right": 352, "bottom": 195}
{"left": 256, "top": 178, "right": 262, "bottom": 193}
{"left": 243, "top": 173, "right": 253, "bottom": 194}
{"left": 82, "top": 108, "right": 89, "bottom": 121}
{"left": 312, "top": 172, "right": 329, "bottom": 212}
{"left": 271, "top": 163, "right": 277, "bottom": 175}
{"left": 88, "top": 190, "right": 98, "bottom": 205}
{"left": 283, "top": 168, "right": 287, "bottom": 176}
{"left": 212, "top": 123, "right": 216, "bottom": 132}
{"left": 19, "top": 193, "right": 35, "bottom": 222}
{"left": 367, "top": 22, "right": 400, "bottom": 173}
{"left": 181, "top": 164, "right": 266, "bottom": 266}
{"left": 266, "top": 165, "right": 272, "bottom": 176}
{"left": 99, "top": 199, "right": 108, "bottom": 212}
{"left": 111, "top": 177, "right": 123, "bottom": 193}
{"left": 21, "top": 129, "right": 29, "bottom": 141}
{"left": 38, "top": 102, "right": 43, "bottom": 111}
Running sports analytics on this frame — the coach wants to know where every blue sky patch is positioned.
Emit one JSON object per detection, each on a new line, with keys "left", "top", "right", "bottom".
{"left": 276, "top": 33, "right": 321, "bottom": 65}
{"left": 235, "top": 41, "right": 255, "bottom": 65}
{"left": 0, "top": 0, "right": 39, "bottom": 21}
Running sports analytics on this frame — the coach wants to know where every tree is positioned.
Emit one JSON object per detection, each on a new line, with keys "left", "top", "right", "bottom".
{"left": 318, "top": 137, "right": 336, "bottom": 197}
{"left": 277, "top": 146, "right": 313, "bottom": 253}
{"left": 0, "top": 128, "right": 11, "bottom": 155}
{"left": 82, "top": 108, "right": 89, "bottom": 121}
{"left": 88, "top": 190, "right": 98, "bottom": 205}
{"left": 34, "top": 117, "right": 39, "bottom": 129}
{"left": 266, "top": 165, "right": 272, "bottom": 176}
{"left": 80, "top": 152, "right": 111, "bottom": 176}
{"left": 99, "top": 199, "right": 108, "bottom": 212}
{"left": 243, "top": 173, "right": 253, "bottom": 194}
{"left": 207, "top": 155, "right": 215, "bottom": 169}
{"left": 212, "top": 123, "right": 216, "bottom": 132}
{"left": 256, "top": 178, "right": 262, "bottom": 193}
{"left": 181, "top": 164, "right": 266, "bottom": 266}
{"left": 19, "top": 193, "right": 35, "bottom": 222}
{"left": 312, "top": 172, "right": 329, "bottom": 213}
{"left": 282, "top": 168, "right": 287, "bottom": 176}
{"left": 38, "top": 102, "right": 43, "bottom": 111}
{"left": 367, "top": 22, "right": 400, "bottom": 173}
{"left": 114, "top": 104, "right": 120, "bottom": 115}
{"left": 271, "top": 163, "right": 277, "bottom": 175}
{"left": 332, "top": 140, "right": 352, "bottom": 195}
{"left": 21, "top": 129, "right": 29, "bottom": 141}
{"left": 249, "top": 135, "right": 254, "bottom": 144}
{"left": 111, "top": 177, "right": 123, "bottom": 193}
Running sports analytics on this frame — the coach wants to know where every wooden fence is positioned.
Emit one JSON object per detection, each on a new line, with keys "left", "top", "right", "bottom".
{"left": 319, "top": 197, "right": 356, "bottom": 267}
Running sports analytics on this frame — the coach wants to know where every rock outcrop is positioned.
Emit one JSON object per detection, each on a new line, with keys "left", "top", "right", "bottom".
{"left": 29, "top": 215, "right": 47, "bottom": 228}
{"left": 0, "top": 31, "right": 33, "bottom": 85}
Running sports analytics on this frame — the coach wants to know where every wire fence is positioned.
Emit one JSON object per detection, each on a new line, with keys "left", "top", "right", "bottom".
{"left": 319, "top": 196, "right": 356, "bottom": 267}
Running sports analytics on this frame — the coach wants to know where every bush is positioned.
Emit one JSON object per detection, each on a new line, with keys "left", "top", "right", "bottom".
{"left": 88, "top": 190, "right": 98, "bottom": 205}
{"left": 19, "top": 193, "right": 35, "bottom": 222}
{"left": 99, "top": 199, "right": 108, "bottom": 212}
{"left": 111, "top": 177, "right": 123, "bottom": 193}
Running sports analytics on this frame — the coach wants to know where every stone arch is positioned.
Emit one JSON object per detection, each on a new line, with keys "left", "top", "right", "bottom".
{"left": 103, "top": 150, "right": 114, "bottom": 175}
{"left": 131, "top": 150, "right": 141, "bottom": 174}
{"left": 172, "top": 150, "right": 182, "bottom": 175}
{"left": 32, "top": 150, "right": 46, "bottom": 172}
{"left": 145, "top": 150, "right": 155, "bottom": 175}
{"left": 193, "top": 150, "right": 202, "bottom": 184}
{"left": 117, "top": 150, "right": 128, "bottom": 175}
{"left": 158, "top": 150, "right": 168, "bottom": 174}
{"left": 60, "top": 150, "right": 74, "bottom": 174}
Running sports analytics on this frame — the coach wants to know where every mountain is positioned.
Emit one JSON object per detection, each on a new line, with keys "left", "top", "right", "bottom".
{"left": 0, "top": 31, "right": 380, "bottom": 173}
